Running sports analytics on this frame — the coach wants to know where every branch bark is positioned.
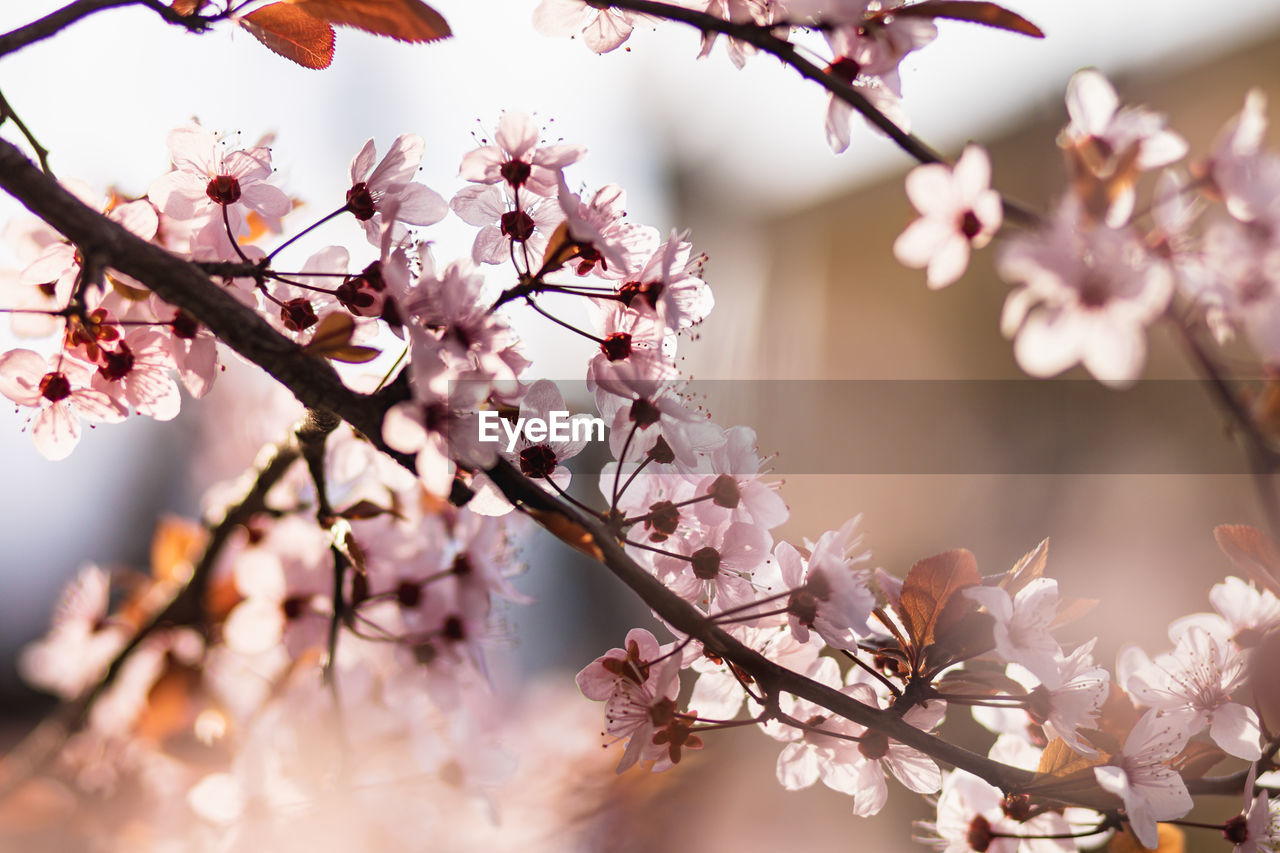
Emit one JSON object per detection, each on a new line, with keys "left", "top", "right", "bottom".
{"left": 0, "top": 0, "right": 214, "bottom": 59}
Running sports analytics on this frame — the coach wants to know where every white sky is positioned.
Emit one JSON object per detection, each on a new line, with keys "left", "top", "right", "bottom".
{"left": 1, "top": 0, "right": 1279, "bottom": 643}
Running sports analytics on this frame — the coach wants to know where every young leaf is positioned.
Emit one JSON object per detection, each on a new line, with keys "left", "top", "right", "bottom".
{"left": 998, "top": 537, "right": 1048, "bottom": 594}
{"left": 893, "top": 1, "right": 1044, "bottom": 38}
{"left": 1214, "top": 523, "right": 1280, "bottom": 596}
{"left": 898, "top": 549, "right": 981, "bottom": 648}
{"left": 241, "top": 3, "right": 336, "bottom": 70}
{"left": 1020, "top": 737, "right": 1112, "bottom": 807}
{"left": 303, "top": 312, "right": 356, "bottom": 356}
{"left": 326, "top": 344, "right": 382, "bottom": 363}
{"left": 289, "top": 0, "right": 451, "bottom": 43}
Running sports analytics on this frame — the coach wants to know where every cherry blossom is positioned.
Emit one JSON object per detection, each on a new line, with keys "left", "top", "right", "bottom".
{"left": 0, "top": 349, "right": 128, "bottom": 459}
{"left": 1092, "top": 709, "right": 1195, "bottom": 849}
{"left": 345, "top": 134, "right": 447, "bottom": 245}
{"left": 1119, "top": 626, "right": 1262, "bottom": 760}
{"left": 894, "top": 145, "right": 1002, "bottom": 289}
{"left": 998, "top": 197, "right": 1172, "bottom": 386}
{"left": 458, "top": 111, "right": 586, "bottom": 196}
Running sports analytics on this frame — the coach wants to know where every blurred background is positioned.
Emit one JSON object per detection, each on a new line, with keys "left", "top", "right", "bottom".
{"left": 2, "top": 0, "right": 1280, "bottom": 848}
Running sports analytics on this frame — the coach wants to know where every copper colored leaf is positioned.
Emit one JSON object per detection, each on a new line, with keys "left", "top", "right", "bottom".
{"left": 1172, "top": 740, "right": 1224, "bottom": 780}
{"left": 1021, "top": 738, "right": 1113, "bottom": 807}
{"left": 336, "top": 499, "right": 401, "bottom": 520}
{"left": 135, "top": 663, "right": 200, "bottom": 741}
{"left": 999, "top": 538, "right": 1048, "bottom": 594}
{"left": 1049, "top": 595, "right": 1098, "bottom": 631}
{"left": 171, "top": 0, "right": 209, "bottom": 15}
{"left": 1215, "top": 524, "right": 1280, "bottom": 596}
{"left": 934, "top": 665, "right": 1026, "bottom": 698}
{"left": 326, "top": 344, "right": 381, "bottom": 363}
{"left": 893, "top": 1, "right": 1044, "bottom": 37}
{"left": 927, "top": 604, "right": 994, "bottom": 671}
{"left": 303, "top": 312, "right": 356, "bottom": 356}
{"left": 1035, "top": 737, "right": 1101, "bottom": 778}
{"left": 290, "top": 0, "right": 451, "bottom": 43}
{"left": 241, "top": 3, "right": 335, "bottom": 70}
{"left": 541, "top": 220, "right": 580, "bottom": 273}
{"left": 150, "top": 515, "right": 206, "bottom": 585}
{"left": 526, "top": 507, "right": 605, "bottom": 561}
{"left": 1108, "top": 825, "right": 1185, "bottom": 853}
{"left": 898, "top": 549, "right": 981, "bottom": 648}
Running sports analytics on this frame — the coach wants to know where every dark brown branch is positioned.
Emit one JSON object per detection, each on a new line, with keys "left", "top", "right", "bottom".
{"left": 0, "top": 89, "right": 52, "bottom": 174}
{"left": 0, "top": 0, "right": 214, "bottom": 58}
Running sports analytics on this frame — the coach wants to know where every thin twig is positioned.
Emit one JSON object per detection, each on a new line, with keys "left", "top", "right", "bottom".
{"left": 0, "top": 0, "right": 217, "bottom": 59}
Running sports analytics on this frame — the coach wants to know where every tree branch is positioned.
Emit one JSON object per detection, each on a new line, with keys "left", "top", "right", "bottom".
{"left": 0, "top": 438, "right": 300, "bottom": 801}
{"left": 0, "top": 0, "right": 215, "bottom": 59}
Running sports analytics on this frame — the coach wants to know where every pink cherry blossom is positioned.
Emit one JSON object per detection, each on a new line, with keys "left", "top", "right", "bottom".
{"left": 965, "top": 577, "right": 1062, "bottom": 686}
{"left": 894, "top": 145, "right": 1003, "bottom": 289}
{"left": 1092, "top": 709, "right": 1195, "bottom": 849}
{"left": 459, "top": 112, "right": 586, "bottom": 196}
{"left": 345, "top": 134, "right": 447, "bottom": 245}
{"left": 999, "top": 197, "right": 1172, "bottom": 386}
{"left": 533, "top": 0, "right": 637, "bottom": 54}
{"left": 0, "top": 349, "right": 128, "bottom": 459}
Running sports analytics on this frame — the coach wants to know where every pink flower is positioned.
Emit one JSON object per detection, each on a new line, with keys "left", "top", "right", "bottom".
{"left": 0, "top": 349, "right": 127, "bottom": 459}
{"left": 576, "top": 627, "right": 666, "bottom": 701}
{"left": 1092, "top": 709, "right": 1195, "bottom": 849}
{"left": 894, "top": 146, "right": 1002, "bottom": 288}
{"left": 773, "top": 516, "right": 875, "bottom": 649}
{"left": 345, "top": 134, "right": 447, "bottom": 245}
{"left": 533, "top": 0, "right": 637, "bottom": 54}
{"left": 965, "top": 577, "right": 1062, "bottom": 686}
{"left": 90, "top": 327, "right": 182, "bottom": 421}
{"left": 459, "top": 112, "right": 585, "bottom": 196}
{"left": 1119, "top": 626, "right": 1261, "bottom": 760}
{"left": 998, "top": 197, "right": 1172, "bottom": 387}
{"left": 148, "top": 121, "right": 290, "bottom": 255}
{"left": 450, "top": 184, "right": 563, "bottom": 266}
{"left": 18, "top": 565, "right": 129, "bottom": 698}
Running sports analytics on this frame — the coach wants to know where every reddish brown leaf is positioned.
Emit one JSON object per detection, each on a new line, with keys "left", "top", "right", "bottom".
{"left": 893, "top": 1, "right": 1044, "bottom": 38}
{"left": 327, "top": 344, "right": 381, "bottom": 363}
{"left": 999, "top": 538, "right": 1048, "bottom": 594}
{"left": 290, "top": 0, "right": 451, "bottom": 43}
{"left": 241, "top": 3, "right": 335, "bottom": 70}
{"left": 336, "top": 499, "right": 402, "bottom": 520}
{"left": 1019, "top": 737, "right": 1114, "bottom": 807}
{"left": 150, "top": 515, "right": 206, "bottom": 585}
{"left": 1049, "top": 595, "right": 1098, "bottom": 631}
{"left": 898, "top": 549, "right": 981, "bottom": 649}
{"left": 1172, "top": 740, "right": 1225, "bottom": 780}
{"left": 171, "top": 0, "right": 209, "bottom": 15}
{"left": 303, "top": 312, "right": 356, "bottom": 357}
{"left": 934, "top": 665, "right": 1026, "bottom": 698}
{"left": 1215, "top": 524, "right": 1280, "bottom": 596}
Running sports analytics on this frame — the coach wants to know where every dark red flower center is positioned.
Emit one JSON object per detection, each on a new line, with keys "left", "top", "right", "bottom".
{"left": 500, "top": 160, "right": 532, "bottom": 188}
{"left": 857, "top": 730, "right": 890, "bottom": 761}
{"left": 519, "top": 443, "right": 558, "bottom": 479}
{"left": 205, "top": 174, "right": 241, "bottom": 205}
{"left": 619, "top": 279, "right": 664, "bottom": 311}
{"left": 38, "top": 371, "right": 71, "bottom": 402}
{"left": 346, "top": 181, "right": 376, "bottom": 221}
{"left": 281, "top": 298, "right": 318, "bottom": 332}
{"left": 691, "top": 546, "right": 721, "bottom": 579}
{"left": 960, "top": 210, "right": 982, "bottom": 240}
{"left": 601, "top": 332, "right": 632, "bottom": 361}
{"left": 98, "top": 342, "right": 135, "bottom": 382}
{"left": 500, "top": 210, "right": 535, "bottom": 241}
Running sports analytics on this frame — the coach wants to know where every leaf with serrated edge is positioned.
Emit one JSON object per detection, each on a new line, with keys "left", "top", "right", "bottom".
{"left": 999, "top": 538, "right": 1048, "bottom": 594}
{"left": 240, "top": 2, "right": 335, "bottom": 70}
{"left": 1215, "top": 524, "right": 1280, "bottom": 596}
{"left": 898, "top": 549, "right": 980, "bottom": 649}
{"left": 290, "top": 0, "right": 450, "bottom": 43}
{"left": 892, "top": 1, "right": 1044, "bottom": 38}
